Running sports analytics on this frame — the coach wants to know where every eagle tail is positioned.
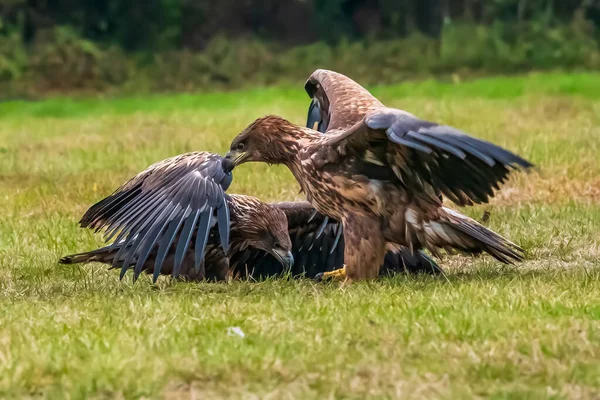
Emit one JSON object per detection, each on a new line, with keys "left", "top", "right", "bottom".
{"left": 416, "top": 207, "right": 524, "bottom": 264}
{"left": 59, "top": 245, "right": 206, "bottom": 281}
{"left": 381, "top": 248, "right": 443, "bottom": 275}
{"left": 59, "top": 246, "right": 117, "bottom": 265}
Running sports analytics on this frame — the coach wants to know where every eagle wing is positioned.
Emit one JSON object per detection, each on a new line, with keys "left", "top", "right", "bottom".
{"left": 229, "top": 201, "right": 441, "bottom": 279}
{"left": 322, "top": 108, "right": 533, "bottom": 206}
{"left": 305, "top": 69, "right": 383, "bottom": 132}
{"left": 79, "top": 151, "right": 232, "bottom": 281}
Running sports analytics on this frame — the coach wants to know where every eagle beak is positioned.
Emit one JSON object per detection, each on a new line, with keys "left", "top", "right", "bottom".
{"left": 270, "top": 248, "right": 294, "bottom": 271}
{"left": 223, "top": 150, "right": 246, "bottom": 172}
{"left": 307, "top": 99, "right": 322, "bottom": 132}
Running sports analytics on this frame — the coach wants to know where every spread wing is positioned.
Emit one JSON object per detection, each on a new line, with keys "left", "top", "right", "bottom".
{"left": 229, "top": 201, "right": 442, "bottom": 279}
{"left": 305, "top": 69, "right": 383, "bottom": 133}
{"left": 323, "top": 108, "right": 533, "bottom": 206}
{"left": 79, "top": 151, "right": 233, "bottom": 282}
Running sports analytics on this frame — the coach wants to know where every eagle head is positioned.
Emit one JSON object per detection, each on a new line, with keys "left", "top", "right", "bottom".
{"left": 228, "top": 195, "right": 294, "bottom": 270}
{"left": 223, "top": 115, "right": 307, "bottom": 172}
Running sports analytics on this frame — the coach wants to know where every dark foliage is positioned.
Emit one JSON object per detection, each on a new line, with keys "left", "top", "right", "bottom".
{"left": 0, "top": 1, "right": 598, "bottom": 95}
{"left": 2, "top": 1, "right": 597, "bottom": 49}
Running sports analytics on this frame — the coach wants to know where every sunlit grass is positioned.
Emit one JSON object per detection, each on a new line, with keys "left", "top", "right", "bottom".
{"left": 0, "top": 73, "right": 599, "bottom": 398}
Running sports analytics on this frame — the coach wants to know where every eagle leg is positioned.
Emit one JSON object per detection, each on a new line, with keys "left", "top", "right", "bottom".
{"left": 342, "top": 213, "right": 386, "bottom": 281}
{"left": 314, "top": 265, "right": 347, "bottom": 282}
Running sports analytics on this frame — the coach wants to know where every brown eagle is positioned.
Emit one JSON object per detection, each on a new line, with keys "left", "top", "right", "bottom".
{"left": 236, "top": 201, "right": 441, "bottom": 279}
{"left": 60, "top": 152, "right": 439, "bottom": 282}
{"left": 223, "top": 73, "right": 533, "bottom": 281}
{"left": 60, "top": 152, "right": 293, "bottom": 282}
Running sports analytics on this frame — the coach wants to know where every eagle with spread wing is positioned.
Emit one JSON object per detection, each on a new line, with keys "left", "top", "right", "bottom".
{"left": 223, "top": 71, "right": 533, "bottom": 282}
{"left": 61, "top": 152, "right": 439, "bottom": 282}
{"left": 60, "top": 152, "right": 293, "bottom": 282}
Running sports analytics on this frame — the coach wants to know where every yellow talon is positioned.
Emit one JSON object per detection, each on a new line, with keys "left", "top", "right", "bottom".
{"left": 318, "top": 265, "right": 347, "bottom": 281}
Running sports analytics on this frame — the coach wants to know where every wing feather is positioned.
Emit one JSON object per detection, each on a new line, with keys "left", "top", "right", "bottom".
{"left": 323, "top": 109, "right": 532, "bottom": 206}
{"left": 79, "top": 151, "right": 232, "bottom": 281}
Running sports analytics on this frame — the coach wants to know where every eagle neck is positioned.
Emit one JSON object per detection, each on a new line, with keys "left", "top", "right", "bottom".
{"left": 275, "top": 127, "right": 316, "bottom": 170}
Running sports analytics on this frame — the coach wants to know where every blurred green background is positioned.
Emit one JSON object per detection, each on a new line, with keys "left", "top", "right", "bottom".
{"left": 1, "top": 0, "right": 599, "bottom": 97}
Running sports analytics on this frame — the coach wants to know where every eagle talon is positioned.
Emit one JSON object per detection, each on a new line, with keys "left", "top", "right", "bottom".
{"left": 314, "top": 265, "right": 347, "bottom": 282}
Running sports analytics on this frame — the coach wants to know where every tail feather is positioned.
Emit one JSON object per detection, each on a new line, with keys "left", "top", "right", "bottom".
{"left": 381, "top": 247, "right": 443, "bottom": 275}
{"left": 59, "top": 246, "right": 117, "bottom": 265}
{"left": 414, "top": 207, "right": 524, "bottom": 264}
{"left": 59, "top": 244, "right": 208, "bottom": 281}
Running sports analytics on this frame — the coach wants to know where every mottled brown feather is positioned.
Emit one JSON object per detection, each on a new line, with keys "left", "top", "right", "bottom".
{"left": 305, "top": 69, "right": 383, "bottom": 132}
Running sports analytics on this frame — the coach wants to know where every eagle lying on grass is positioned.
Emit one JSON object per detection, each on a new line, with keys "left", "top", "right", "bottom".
{"left": 236, "top": 201, "right": 441, "bottom": 279}
{"left": 61, "top": 152, "right": 440, "bottom": 282}
{"left": 60, "top": 152, "right": 292, "bottom": 282}
{"left": 223, "top": 70, "right": 533, "bottom": 282}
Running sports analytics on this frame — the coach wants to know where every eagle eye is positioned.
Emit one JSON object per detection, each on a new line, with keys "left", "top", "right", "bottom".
{"left": 236, "top": 142, "right": 245, "bottom": 151}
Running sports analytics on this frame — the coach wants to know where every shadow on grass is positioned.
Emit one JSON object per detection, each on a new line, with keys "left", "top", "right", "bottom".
{"left": 6, "top": 258, "right": 598, "bottom": 302}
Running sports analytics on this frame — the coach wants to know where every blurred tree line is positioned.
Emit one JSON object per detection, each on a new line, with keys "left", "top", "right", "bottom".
{"left": 2, "top": 0, "right": 599, "bottom": 49}
{"left": 0, "top": 0, "right": 599, "bottom": 95}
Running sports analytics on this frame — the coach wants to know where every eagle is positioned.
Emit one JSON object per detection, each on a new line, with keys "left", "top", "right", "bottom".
{"left": 236, "top": 201, "right": 441, "bottom": 279}
{"left": 60, "top": 152, "right": 293, "bottom": 282}
{"left": 223, "top": 72, "right": 533, "bottom": 282}
{"left": 60, "top": 152, "right": 440, "bottom": 282}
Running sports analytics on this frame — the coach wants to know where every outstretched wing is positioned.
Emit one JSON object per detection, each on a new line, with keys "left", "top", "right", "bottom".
{"left": 323, "top": 108, "right": 533, "bottom": 206}
{"left": 229, "top": 201, "right": 441, "bottom": 279}
{"left": 79, "top": 151, "right": 233, "bottom": 282}
{"left": 305, "top": 69, "right": 383, "bottom": 133}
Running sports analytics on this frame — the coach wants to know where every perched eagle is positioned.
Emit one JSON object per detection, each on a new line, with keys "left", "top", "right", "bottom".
{"left": 223, "top": 72, "right": 533, "bottom": 281}
{"left": 61, "top": 152, "right": 439, "bottom": 282}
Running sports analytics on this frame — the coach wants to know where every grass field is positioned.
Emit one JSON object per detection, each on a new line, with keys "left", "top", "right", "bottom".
{"left": 1, "top": 72, "right": 599, "bottom": 399}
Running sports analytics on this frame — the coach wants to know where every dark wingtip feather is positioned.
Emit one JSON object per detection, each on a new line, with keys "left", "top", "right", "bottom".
{"left": 194, "top": 209, "right": 213, "bottom": 274}
{"left": 154, "top": 216, "right": 185, "bottom": 280}
{"left": 329, "top": 224, "right": 343, "bottom": 255}
{"left": 217, "top": 203, "right": 230, "bottom": 252}
{"left": 306, "top": 209, "right": 318, "bottom": 223}
{"left": 119, "top": 265, "right": 128, "bottom": 281}
{"left": 172, "top": 208, "right": 200, "bottom": 278}
{"left": 387, "top": 129, "right": 434, "bottom": 153}
{"left": 59, "top": 256, "right": 73, "bottom": 264}
{"left": 315, "top": 216, "right": 329, "bottom": 239}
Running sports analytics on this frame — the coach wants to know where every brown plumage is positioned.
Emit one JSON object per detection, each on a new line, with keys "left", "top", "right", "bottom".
{"left": 60, "top": 151, "right": 437, "bottom": 282}
{"left": 305, "top": 69, "right": 383, "bottom": 133}
{"left": 62, "top": 197, "right": 441, "bottom": 282}
{"left": 60, "top": 152, "right": 294, "bottom": 282}
{"left": 223, "top": 71, "right": 532, "bottom": 281}
{"left": 234, "top": 201, "right": 442, "bottom": 279}
{"left": 61, "top": 194, "right": 294, "bottom": 281}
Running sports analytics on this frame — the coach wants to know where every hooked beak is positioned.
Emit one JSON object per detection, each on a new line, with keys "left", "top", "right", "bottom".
{"left": 307, "top": 99, "right": 323, "bottom": 132}
{"left": 269, "top": 248, "right": 294, "bottom": 272}
{"left": 222, "top": 150, "right": 246, "bottom": 172}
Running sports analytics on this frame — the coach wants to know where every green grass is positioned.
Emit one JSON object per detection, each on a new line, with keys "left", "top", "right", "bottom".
{"left": 1, "top": 73, "right": 599, "bottom": 399}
